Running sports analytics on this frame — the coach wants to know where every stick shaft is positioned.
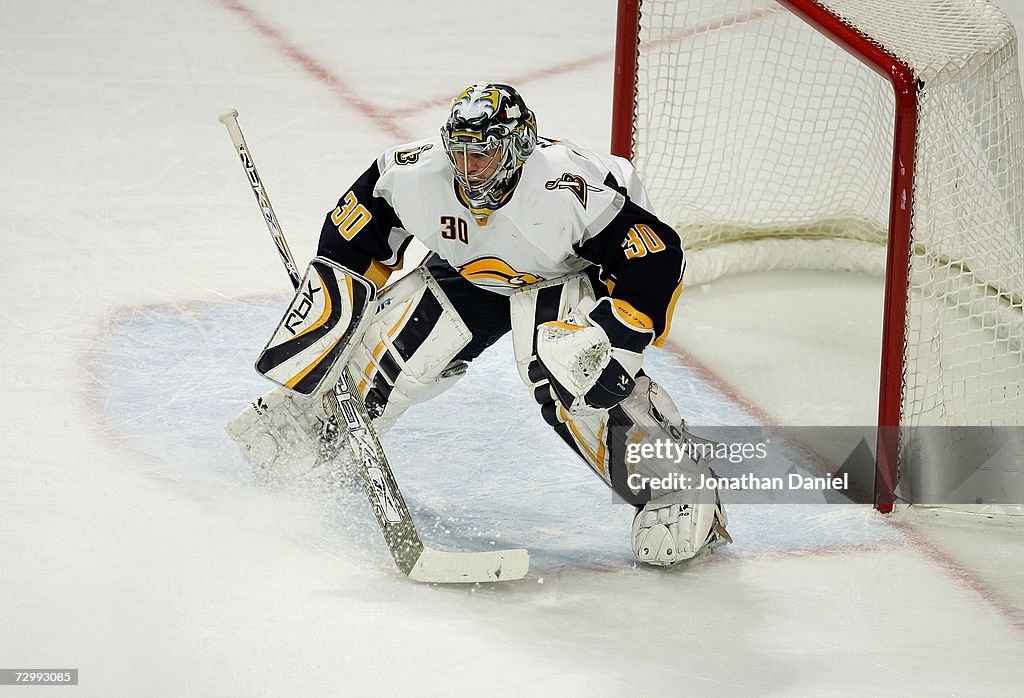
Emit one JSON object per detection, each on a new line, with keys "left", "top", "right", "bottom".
{"left": 217, "top": 109, "right": 423, "bottom": 572}
{"left": 218, "top": 109, "right": 301, "bottom": 290}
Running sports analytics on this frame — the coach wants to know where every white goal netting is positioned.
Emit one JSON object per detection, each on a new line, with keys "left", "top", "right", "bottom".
{"left": 630, "top": 0, "right": 1024, "bottom": 428}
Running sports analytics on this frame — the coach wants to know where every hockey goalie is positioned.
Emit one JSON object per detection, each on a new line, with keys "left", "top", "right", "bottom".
{"left": 227, "top": 82, "right": 731, "bottom": 567}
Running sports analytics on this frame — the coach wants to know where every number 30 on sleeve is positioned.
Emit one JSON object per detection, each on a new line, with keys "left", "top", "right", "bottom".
{"left": 331, "top": 191, "right": 372, "bottom": 240}
{"left": 622, "top": 223, "right": 665, "bottom": 259}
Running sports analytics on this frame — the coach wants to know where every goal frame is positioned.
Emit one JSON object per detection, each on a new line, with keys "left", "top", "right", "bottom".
{"left": 611, "top": 0, "right": 920, "bottom": 511}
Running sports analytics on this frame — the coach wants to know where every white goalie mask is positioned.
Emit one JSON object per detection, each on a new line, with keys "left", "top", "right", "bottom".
{"left": 441, "top": 82, "right": 538, "bottom": 211}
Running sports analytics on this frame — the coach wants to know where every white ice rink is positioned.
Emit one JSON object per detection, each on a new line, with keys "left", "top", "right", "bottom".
{"left": 3, "top": 1, "right": 1024, "bottom": 695}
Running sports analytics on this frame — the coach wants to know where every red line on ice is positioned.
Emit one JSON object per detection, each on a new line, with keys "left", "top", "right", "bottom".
{"left": 216, "top": 0, "right": 411, "bottom": 141}
{"left": 399, "top": 8, "right": 778, "bottom": 117}
{"left": 892, "top": 520, "right": 1024, "bottom": 634}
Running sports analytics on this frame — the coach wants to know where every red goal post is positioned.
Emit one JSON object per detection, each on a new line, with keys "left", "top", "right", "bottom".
{"left": 611, "top": 0, "right": 1024, "bottom": 511}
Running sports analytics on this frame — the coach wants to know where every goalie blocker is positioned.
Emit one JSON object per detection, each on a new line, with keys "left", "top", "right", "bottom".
{"left": 255, "top": 257, "right": 376, "bottom": 396}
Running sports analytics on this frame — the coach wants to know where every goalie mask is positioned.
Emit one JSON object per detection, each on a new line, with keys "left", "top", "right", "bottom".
{"left": 441, "top": 82, "right": 538, "bottom": 213}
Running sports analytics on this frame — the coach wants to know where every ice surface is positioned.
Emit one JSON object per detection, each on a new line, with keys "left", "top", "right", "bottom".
{"left": 2, "top": 0, "right": 1023, "bottom": 695}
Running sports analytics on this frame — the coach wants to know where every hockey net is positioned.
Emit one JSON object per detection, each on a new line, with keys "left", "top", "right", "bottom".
{"left": 612, "top": 0, "right": 1024, "bottom": 509}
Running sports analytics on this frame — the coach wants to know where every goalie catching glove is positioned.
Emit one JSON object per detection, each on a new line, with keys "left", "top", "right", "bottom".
{"left": 535, "top": 296, "right": 654, "bottom": 414}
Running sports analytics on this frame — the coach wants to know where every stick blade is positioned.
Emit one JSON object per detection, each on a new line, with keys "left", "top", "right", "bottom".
{"left": 407, "top": 547, "right": 530, "bottom": 583}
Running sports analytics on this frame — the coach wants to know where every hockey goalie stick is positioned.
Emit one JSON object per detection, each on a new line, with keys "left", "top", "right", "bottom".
{"left": 218, "top": 109, "right": 529, "bottom": 583}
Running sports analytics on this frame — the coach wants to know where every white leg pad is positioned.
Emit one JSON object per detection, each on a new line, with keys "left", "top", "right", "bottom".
{"left": 346, "top": 267, "right": 473, "bottom": 433}
{"left": 509, "top": 274, "right": 597, "bottom": 386}
{"left": 623, "top": 377, "right": 732, "bottom": 565}
{"left": 477, "top": 272, "right": 733, "bottom": 565}
{"left": 632, "top": 488, "right": 730, "bottom": 566}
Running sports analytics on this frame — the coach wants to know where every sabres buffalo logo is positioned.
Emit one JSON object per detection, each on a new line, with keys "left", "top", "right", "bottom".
{"left": 545, "top": 172, "right": 601, "bottom": 208}
{"left": 458, "top": 257, "right": 544, "bottom": 287}
{"left": 394, "top": 144, "right": 433, "bottom": 165}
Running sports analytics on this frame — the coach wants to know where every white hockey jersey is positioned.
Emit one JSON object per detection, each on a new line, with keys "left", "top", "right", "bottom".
{"left": 317, "top": 135, "right": 684, "bottom": 342}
